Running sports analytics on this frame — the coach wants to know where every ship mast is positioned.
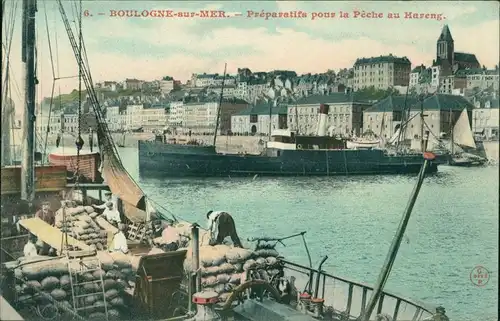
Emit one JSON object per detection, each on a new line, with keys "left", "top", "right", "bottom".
{"left": 361, "top": 133, "right": 433, "bottom": 321}
{"left": 212, "top": 63, "right": 227, "bottom": 146}
{"left": 449, "top": 108, "right": 454, "bottom": 155}
{"left": 20, "top": 0, "right": 37, "bottom": 204}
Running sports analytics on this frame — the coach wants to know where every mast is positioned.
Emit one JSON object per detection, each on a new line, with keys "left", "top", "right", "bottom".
{"left": 268, "top": 98, "right": 273, "bottom": 138}
{"left": 395, "top": 85, "right": 410, "bottom": 153}
{"left": 361, "top": 133, "right": 433, "bottom": 321}
{"left": 449, "top": 108, "right": 454, "bottom": 154}
{"left": 294, "top": 102, "right": 299, "bottom": 134}
{"left": 212, "top": 63, "right": 227, "bottom": 146}
{"left": 20, "top": 0, "right": 37, "bottom": 203}
{"left": 420, "top": 97, "right": 424, "bottom": 152}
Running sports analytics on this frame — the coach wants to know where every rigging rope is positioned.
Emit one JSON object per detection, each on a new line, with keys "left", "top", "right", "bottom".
{"left": 2, "top": 0, "right": 19, "bottom": 164}
{"left": 41, "top": 0, "right": 57, "bottom": 164}
{"left": 73, "top": 0, "right": 84, "bottom": 187}
{"left": 55, "top": 0, "right": 189, "bottom": 224}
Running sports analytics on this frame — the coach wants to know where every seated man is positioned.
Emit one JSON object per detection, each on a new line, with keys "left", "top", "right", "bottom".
{"left": 102, "top": 201, "right": 122, "bottom": 226}
{"left": 206, "top": 210, "right": 243, "bottom": 248}
{"left": 36, "top": 201, "right": 55, "bottom": 226}
{"left": 35, "top": 201, "right": 57, "bottom": 256}
{"left": 23, "top": 234, "right": 38, "bottom": 257}
{"left": 111, "top": 223, "right": 129, "bottom": 254}
{"left": 93, "top": 192, "right": 117, "bottom": 211}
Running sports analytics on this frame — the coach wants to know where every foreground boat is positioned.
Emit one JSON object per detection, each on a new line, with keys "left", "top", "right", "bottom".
{"left": 139, "top": 104, "right": 448, "bottom": 178}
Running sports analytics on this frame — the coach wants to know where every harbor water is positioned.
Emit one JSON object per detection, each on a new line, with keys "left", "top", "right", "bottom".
{"left": 52, "top": 146, "right": 498, "bottom": 321}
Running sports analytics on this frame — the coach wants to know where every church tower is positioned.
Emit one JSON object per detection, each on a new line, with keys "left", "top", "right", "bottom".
{"left": 436, "top": 25, "right": 454, "bottom": 65}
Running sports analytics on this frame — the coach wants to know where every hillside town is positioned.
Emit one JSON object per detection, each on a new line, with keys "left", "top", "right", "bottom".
{"left": 36, "top": 25, "right": 499, "bottom": 141}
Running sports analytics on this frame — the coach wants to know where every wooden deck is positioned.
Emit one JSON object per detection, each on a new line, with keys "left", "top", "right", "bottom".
{"left": 0, "top": 295, "right": 24, "bottom": 320}
{"left": 18, "top": 217, "right": 90, "bottom": 252}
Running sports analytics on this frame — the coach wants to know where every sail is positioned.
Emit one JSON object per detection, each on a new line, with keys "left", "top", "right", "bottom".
{"left": 99, "top": 141, "right": 148, "bottom": 223}
{"left": 388, "top": 128, "right": 401, "bottom": 145}
{"left": 452, "top": 109, "right": 476, "bottom": 149}
{"left": 56, "top": 0, "right": 150, "bottom": 224}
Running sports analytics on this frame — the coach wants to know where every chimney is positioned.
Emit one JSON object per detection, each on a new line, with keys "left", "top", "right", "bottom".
{"left": 316, "top": 104, "right": 330, "bottom": 136}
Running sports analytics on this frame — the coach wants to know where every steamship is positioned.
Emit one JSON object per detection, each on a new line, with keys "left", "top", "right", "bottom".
{"left": 138, "top": 104, "right": 449, "bottom": 177}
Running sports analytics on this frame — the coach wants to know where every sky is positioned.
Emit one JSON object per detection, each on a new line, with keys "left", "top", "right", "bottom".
{"left": 2, "top": 0, "right": 499, "bottom": 117}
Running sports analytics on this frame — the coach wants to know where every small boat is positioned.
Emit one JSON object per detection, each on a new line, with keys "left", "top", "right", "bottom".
{"left": 449, "top": 153, "right": 488, "bottom": 167}
{"left": 346, "top": 138, "right": 381, "bottom": 149}
{"left": 446, "top": 108, "right": 488, "bottom": 167}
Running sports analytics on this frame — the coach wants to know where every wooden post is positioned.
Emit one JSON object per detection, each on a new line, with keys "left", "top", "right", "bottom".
{"left": 81, "top": 188, "right": 88, "bottom": 205}
{"left": 98, "top": 189, "right": 102, "bottom": 201}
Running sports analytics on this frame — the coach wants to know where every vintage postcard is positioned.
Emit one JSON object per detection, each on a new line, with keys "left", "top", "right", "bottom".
{"left": 1, "top": 1, "right": 498, "bottom": 321}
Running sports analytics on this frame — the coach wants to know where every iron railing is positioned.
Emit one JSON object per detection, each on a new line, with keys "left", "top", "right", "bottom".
{"left": 281, "top": 259, "right": 435, "bottom": 321}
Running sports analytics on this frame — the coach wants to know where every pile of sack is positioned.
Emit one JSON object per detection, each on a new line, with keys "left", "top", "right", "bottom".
{"left": 11, "top": 253, "right": 138, "bottom": 320}
{"left": 54, "top": 205, "right": 108, "bottom": 250}
{"left": 183, "top": 241, "right": 283, "bottom": 302}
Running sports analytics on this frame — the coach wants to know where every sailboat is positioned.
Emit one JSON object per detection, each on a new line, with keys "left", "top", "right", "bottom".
{"left": 447, "top": 108, "right": 487, "bottom": 167}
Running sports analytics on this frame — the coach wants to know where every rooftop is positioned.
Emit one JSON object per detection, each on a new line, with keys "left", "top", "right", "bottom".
{"left": 234, "top": 103, "right": 288, "bottom": 116}
{"left": 411, "top": 65, "right": 428, "bottom": 73}
{"left": 365, "top": 94, "right": 475, "bottom": 112}
{"left": 354, "top": 55, "right": 411, "bottom": 66}
{"left": 438, "top": 25, "right": 454, "bottom": 42}
{"left": 294, "top": 92, "right": 373, "bottom": 105}
{"left": 454, "top": 52, "right": 480, "bottom": 65}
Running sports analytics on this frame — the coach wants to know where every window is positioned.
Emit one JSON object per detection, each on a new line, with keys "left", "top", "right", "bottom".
{"left": 250, "top": 115, "right": 258, "bottom": 123}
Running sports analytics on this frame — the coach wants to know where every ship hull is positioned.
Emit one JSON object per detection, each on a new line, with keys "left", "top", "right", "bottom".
{"left": 138, "top": 141, "right": 446, "bottom": 177}
{"left": 48, "top": 152, "right": 103, "bottom": 183}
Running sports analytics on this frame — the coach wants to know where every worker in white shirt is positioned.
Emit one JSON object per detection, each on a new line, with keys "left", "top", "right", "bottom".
{"left": 206, "top": 210, "right": 243, "bottom": 248}
{"left": 102, "top": 201, "right": 122, "bottom": 226}
{"left": 23, "top": 234, "right": 38, "bottom": 257}
{"left": 111, "top": 223, "right": 129, "bottom": 254}
{"left": 93, "top": 191, "right": 117, "bottom": 210}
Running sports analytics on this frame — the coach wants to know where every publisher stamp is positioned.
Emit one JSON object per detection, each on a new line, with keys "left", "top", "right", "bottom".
{"left": 470, "top": 266, "right": 490, "bottom": 287}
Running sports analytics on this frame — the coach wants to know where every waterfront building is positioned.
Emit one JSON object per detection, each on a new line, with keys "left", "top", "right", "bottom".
{"left": 140, "top": 104, "right": 169, "bottom": 132}
{"left": 36, "top": 110, "right": 62, "bottom": 134}
{"left": 182, "top": 102, "right": 218, "bottom": 134}
{"left": 105, "top": 106, "right": 121, "bottom": 131}
{"left": 125, "top": 104, "right": 144, "bottom": 130}
{"left": 472, "top": 98, "right": 499, "bottom": 140}
{"left": 230, "top": 103, "right": 288, "bottom": 135}
{"left": 288, "top": 93, "right": 372, "bottom": 136}
{"left": 168, "top": 101, "right": 184, "bottom": 128}
{"left": 363, "top": 94, "right": 475, "bottom": 145}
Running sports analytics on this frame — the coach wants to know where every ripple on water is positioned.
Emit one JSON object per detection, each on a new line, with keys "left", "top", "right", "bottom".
{"left": 112, "top": 148, "right": 498, "bottom": 321}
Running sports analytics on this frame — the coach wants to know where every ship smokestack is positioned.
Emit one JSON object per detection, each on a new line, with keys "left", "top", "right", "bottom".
{"left": 316, "top": 103, "right": 329, "bottom": 136}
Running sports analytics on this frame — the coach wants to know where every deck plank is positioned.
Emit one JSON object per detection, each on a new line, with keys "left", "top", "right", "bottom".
{"left": 18, "top": 217, "right": 90, "bottom": 252}
{"left": 0, "top": 295, "right": 24, "bottom": 320}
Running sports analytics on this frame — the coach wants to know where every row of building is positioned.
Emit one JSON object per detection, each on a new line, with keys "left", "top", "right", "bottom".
{"left": 36, "top": 92, "right": 499, "bottom": 142}
{"left": 93, "top": 25, "right": 497, "bottom": 108}
{"left": 230, "top": 92, "right": 499, "bottom": 141}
